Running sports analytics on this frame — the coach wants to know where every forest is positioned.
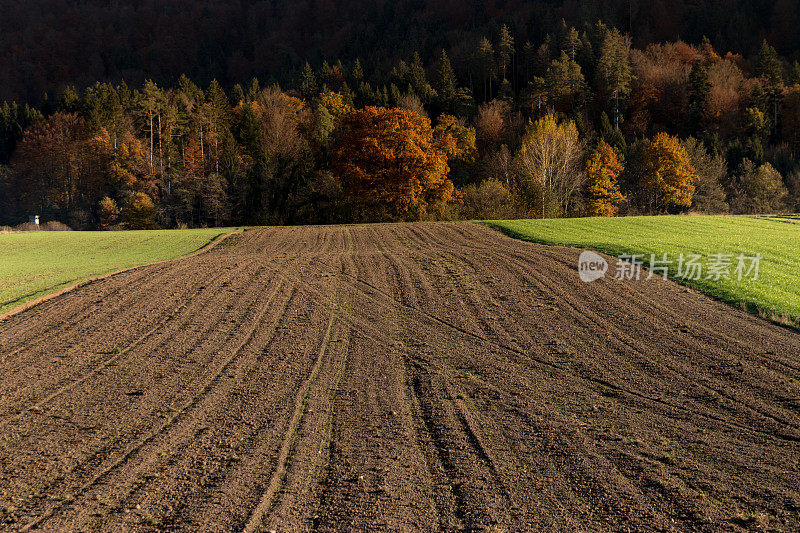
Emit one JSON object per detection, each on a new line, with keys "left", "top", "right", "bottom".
{"left": 2, "top": 2, "right": 800, "bottom": 227}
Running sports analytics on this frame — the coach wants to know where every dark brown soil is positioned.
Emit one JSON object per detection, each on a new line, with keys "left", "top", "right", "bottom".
{"left": 1, "top": 223, "right": 799, "bottom": 531}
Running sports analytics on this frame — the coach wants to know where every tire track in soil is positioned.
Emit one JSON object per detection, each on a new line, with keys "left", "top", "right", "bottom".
{"left": 78, "top": 279, "right": 333, "bottom": 532}
{"left": 488, "top": 244, "right": 800, "bottom": 440}
{"left": 262, "top": 228, "right": 356, "bottom": 530}
{"left": 310, "top": 237, "right": 800, "bottom": 458}
{"left": 124, "top": 225, "right": 356, "bottom": 529}
{"left": 433, "top": 238, "right": 800, "bottom": 446}
{"left": 0, "top": 257, "right": 219, "bottom": 373}
{"left": 290, "top": 222, "right": 800, "bottom": 524}
{"left": 3, "top": 223, "right": 800, "bottom": 531}
{"left": 241, "top": 310, "right": 338, "bottom": 533}
{"left": 478, "top": 243, "right": 800, "bottom": 515}
{"left": 311, "top": 226, "right": 456, "bottom": 531}
{"left": 55, "top": 284, "right": 312, "bottom": 532}
{"left": 0, "top": 261, "right": 176, "bottom": 346}
{"left": 21, "top": 277, "right": 296, "bottom": 531}
{"left": 288, "top": 246, "right": 800, "bottom": 528}
{"left": 383, "top": 230, "right": 568, "bottom": 527}
{"left": 0, "top": 263, "right": 240, "bottom": 428}
{"left": 1, "top": 237, "right": 304, "bottom": 520}
{"left": 410, "top": 224, "right": 800, "bottom": 524}
{"left": 310, "top": 228, "right": 513, "bottom": 530}
{"left": 0, "top": 231, "right": 306, "bottom": 428}
{"left": 0, "top": 260, "right": 238, "bottom": 420}
{"left": 372, "top": 226, "right": 517, "bottom": 529}
{"left": 381, "top": 240, "right": 469, "bottom": 531}
{"left": 23, "top": 231, "right": 327, "bottom": 528}
{"left": 276, "top": 321, "right": 352, "bottom": 531}
{"left": 311, "top": 241, "right": 800, "bottom": 446}
{"left": 382, "top": 228, "right": 646, "bottom": 526}
{"left": 223, "top": 226, "right": 352, "bottom": 532}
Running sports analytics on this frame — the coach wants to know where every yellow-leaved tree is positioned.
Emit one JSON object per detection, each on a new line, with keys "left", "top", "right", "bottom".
{"left": 585, "top": 140, "right": 626, "bottom": 216}
{"left": 331, "top": 106, "right": 458, "bottom": 220}
{"left": 514, "top": 113, "right": 585, "bottom": 218}
{"left": 641, "top": 132, "right": 697, "bottom": 212}
{"left": 318, "top": 90, "right": 352, "bottom": 122}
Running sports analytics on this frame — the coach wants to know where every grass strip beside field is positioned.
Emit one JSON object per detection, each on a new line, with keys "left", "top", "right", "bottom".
{"left": 0, "top": 228, "right": 236, "bottom": 315}
{"left": 484, "top": 215, "right": 800, "bottom": 327}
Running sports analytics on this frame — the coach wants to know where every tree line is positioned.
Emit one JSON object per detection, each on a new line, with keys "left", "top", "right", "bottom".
{"left": 1, "top": 22, "right": 799, "bottom": 228}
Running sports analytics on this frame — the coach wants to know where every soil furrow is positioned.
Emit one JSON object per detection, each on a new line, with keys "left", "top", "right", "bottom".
{"left": 20, "top": 279, "right": 295, "bottom": 530}
{"left": 242, "top": 310, "right": 337, "bottom": 533}
{"left": 293, "top": 246, "right": 800, "bottom": 448}
{"left": 0, "top": 263, "right": 241, "bottom": 427}
{"left": 2, "top": 223, "right": 800, "bottom": 531}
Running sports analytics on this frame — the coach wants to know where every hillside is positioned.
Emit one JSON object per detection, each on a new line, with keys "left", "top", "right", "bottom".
{"left": 1, "top": 0, "right": 798, "bottom": 102}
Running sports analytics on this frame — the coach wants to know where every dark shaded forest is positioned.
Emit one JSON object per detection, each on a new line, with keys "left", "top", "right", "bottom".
{"left": 2, "top": 0, "right": 800, "bottom": 228}
{"left": 2, "top": 1, "right": 799, "bottom": 103}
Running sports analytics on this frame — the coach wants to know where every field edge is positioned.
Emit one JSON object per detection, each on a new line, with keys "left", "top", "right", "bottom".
{"left": 0, "top": 228, "right": 241, "bottom": 321}
{"left": 480, "top": 219, "right": 800, "bottom": 331}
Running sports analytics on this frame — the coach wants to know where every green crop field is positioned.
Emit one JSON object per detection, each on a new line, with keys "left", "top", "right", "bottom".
{"left": 485, "top": 215, "right": 800, "bottom": 327}
{"left": 0, "top": 228, "right": 236, "bottom": 315}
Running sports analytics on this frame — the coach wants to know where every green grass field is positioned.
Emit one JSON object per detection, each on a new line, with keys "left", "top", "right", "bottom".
{"left": 0, "top": 228, "right": 235, "bottom": 315}
{"left": 485, "top": 215, "right": 800, "bottom": 327}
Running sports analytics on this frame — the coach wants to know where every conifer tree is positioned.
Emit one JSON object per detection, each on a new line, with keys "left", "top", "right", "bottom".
{"left": 300, "top": 62, "right": 318, "bottom": 99}
{"left": 497, "top": 25, "right": 514, "bottom": 82}
{"left": 688, "top": 61, "right": 711, "bottom": 134}
{"left": 757, "top": 39, "right": 784, "bottom": 132}
{"left": 561, "top": 26, "right": 581, "bottom": 60}
{"left": 352, "top": 59, "right": 364, "bottom": 84}
{"left": 596, "top": 28, "right": 632, "bottom": 129}
{"left": 320, "top": 61, "right": 333, "bottom": 87}
{"left": 546, "top": 52, "right": 586, "bottom": 112}
{"left": 436, "top": 50, "right": 458, "bottom": 111}
{"left": 476, "top": 37, "right": 495, "bottom": 99}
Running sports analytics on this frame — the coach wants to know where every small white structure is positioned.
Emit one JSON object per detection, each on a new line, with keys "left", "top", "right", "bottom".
{"left": 29, "top": 215, "right": 39, "bottom": 225}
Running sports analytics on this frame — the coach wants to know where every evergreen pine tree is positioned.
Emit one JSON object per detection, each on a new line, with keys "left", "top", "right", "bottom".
{"left": 596, "top": 28, "right": 632, "bottom": 129}
{"left": 497, "top": 25, "right": 515, "bottom": 81}
{"left": 352, "top": 59, "right": 364, "bottom": 84}
{"left": 436, "top": 50, "right": 458, "bottom": 111}
{"left": 688, "top": 61, "right": 711, "bottom": 133}
{"left": 300, "top": 62, "right": 318, "bottom": 99}
{"left": 757, "top": 39, "right": 784, "bottom": 131}
{"left": 476, "top": 37, "right": 495, "bottom": 99}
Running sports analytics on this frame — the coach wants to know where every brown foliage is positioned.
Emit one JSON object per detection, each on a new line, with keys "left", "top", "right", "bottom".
{"left": 331, "top": 106, "right": 457, "bottom": 220}
{"left": 252, "top": 88, "right": 306, "bottom": 160}
{"left": 474, "top": 99, "right": 520, "bottom": 154}
{"left": 707, "top": 59, "right": 749, "bottom": 138}
{"left": 629, "top": 43, "right": 695, "bottom": 132}
{"left": 93, "top": 129, "right": 155, "bottom": 197}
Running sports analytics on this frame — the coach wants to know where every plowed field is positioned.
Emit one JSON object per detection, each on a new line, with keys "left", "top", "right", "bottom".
{"left": 1, "top": 223, "right": 799, "bottom": 531}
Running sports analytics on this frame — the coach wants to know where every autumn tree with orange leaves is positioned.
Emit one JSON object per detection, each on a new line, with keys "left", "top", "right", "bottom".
{"left": 585, "top": 141, "right": 626, "bottom": 217}
{"left": 332, "top": 106, "right": 458, "bottom": 220}
{"left": 640, "top": 133, "right": 697, "bottom": 213}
